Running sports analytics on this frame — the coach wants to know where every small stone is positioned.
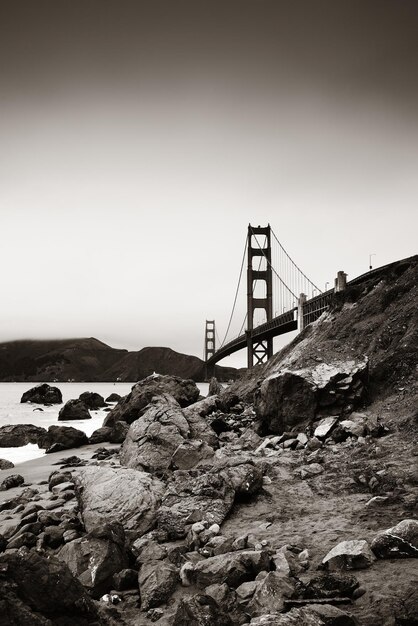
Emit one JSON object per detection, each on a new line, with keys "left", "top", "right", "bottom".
{"left": 314, "top": 417, "right": 338, "bottom": 439}
{"left": 300, "top": 463, "right": 324, "bottom": 479}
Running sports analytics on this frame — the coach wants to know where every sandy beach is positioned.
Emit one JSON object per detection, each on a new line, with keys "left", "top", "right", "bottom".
{"left": 0, "top": 442, "right": 119, "bottom": 505}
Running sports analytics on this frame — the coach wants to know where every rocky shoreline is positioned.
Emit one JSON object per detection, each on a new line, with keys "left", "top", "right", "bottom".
{"left": 0, "top": 372, "right": 417, "bottom": 625}
{"left": 0, "top": 257, "right": 417, "bottom": 625}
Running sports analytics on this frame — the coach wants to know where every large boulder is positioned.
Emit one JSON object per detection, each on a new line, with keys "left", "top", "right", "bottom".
{"left": 248, "top": 571, "right": 294, "bottom": 616}
{"left": 371, "top": 519, "right": 418, "bottom": 558}
{"left": 156, "top": 469, "right": 235, "bottom": 540}
{"left": 0, "top": 424, "right": 47, "bottom": 447}
{"left": 58, "top": 399, "right": 91, "bottom": 421}
{"left": 322, "top": 539, "right": 376, "bottom": 570}
{"left": 250, "top": 604, "right": 358, "bottom": 625}
{"left": 59, "top": 523, "right": 128, "bottom": 598}
{"left": 79, "top": 391, "right": 106, "bottom": 409}
{"left": 38, "top": 425, "right": 88, "bottom": 452}
{"left": 256, "top": 358, "right": 368, "bottom": 434}
{"left": 75, "top": 465, "right": 165, "bottom": 543}
{"left": 173, "top": 594, "right": 233, "bottom": 626}
{"left": 20, "top": 383, "right": 62, "bottom": 405}
{"left": 0, "top": 548, "right": 99, "bottom": 624}
{"left": 120, "top": 394, "right": 214, "bottom": 473}
{"left": 139, "top": 559, "right": 179, "bottom": 610}
{"left": 190, "top": 550, "right": 271, "bottom": 588}
{"left": 103, "top": 374, "right": 200, "bottom": 427}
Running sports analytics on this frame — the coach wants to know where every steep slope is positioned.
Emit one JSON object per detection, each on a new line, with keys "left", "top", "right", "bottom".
{"left": 232, "top": 254, "right": 418, "bottom": 411}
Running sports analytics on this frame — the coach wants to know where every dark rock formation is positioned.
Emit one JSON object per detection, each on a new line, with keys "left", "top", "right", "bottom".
{"left": 0, "top": 459, "right": 14, "bottom": 469}
{"left": 79, "top": 391, "right": 106, "bottom": 409}
{"left": 0, "top": 549, "right": 99, "bottom": 624}
{"left": 58, "top": 399, "right": 91, "bottom": 421}
{"left": 59, "top": 522, "right": 128, "bottom": 598}
{"left": 103, "top": 374, "right": 200, "bottom": 427}
{"left": 109, "top": 420, "right": 129, "bottom": 443}
{"left": 20, "top": 383, "right": 62, "bottom": 405}
{"left": 0, "top": 474, "right": 24, "bottom": 490}
{"left": 75, "top": 465, "right": 165, "bottom": 543}
{"left": 0, "top": 423, "right": 47, "bottom": 447}
{"left": 256, "top": 358, "right": 368, "bottom": 434}
{"left": 88, "top": 427, "right": 112, "bottom": 444}
{"left": 106, "top": 392, "right": 122, "bottom": 402}
{"left": 38, "top": 425, "right": 88, "bottom": 452}
{"left": 208, "top": 377, "right": 223, "bottom": 396}
{"left": 139, "top": 559, "right": 179, "bottom": 610}
{"left": 371, "top": 519, "right": 418, "bottom": 558}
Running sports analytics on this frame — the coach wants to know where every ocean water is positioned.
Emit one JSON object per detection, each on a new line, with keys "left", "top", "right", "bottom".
{"left": 0, "top": 381, "right": 209, "bottom": 465}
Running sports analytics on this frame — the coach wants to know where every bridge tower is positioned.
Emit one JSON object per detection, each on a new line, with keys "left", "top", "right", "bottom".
{"left": 204, "top": 320, "right": 216, "bottom": 380}
{"left": 246, "top": 224, "right": 273, "bottom": 368}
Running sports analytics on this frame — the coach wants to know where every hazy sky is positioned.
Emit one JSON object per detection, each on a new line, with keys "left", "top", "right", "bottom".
{"left": 1, "top": 0, "right": 417, "bottom": 367}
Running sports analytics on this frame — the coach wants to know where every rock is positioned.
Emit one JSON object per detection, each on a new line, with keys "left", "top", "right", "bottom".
{"left": 113, "top": 568, "right": 138, "bottom": 591}
{"left": 322, "top": 539, "right": 376, "bottom": 570}
{"left": 106, "top": 392, "right": 122, "bottom": 403}
{"left": 256, "top": 359, "right": 368, "bottom": 434}
{"left": 0, "top": 474, "right": 24, "bottom": 490}
{"left": 156, "top": 469, "right": 235, "bottom": 539}
{"left": 314, "top": 417, "right": 338, "bottom": 439}
{"left": 59, "top": 523, "right": 128, "bottom": 598}
{"left": 88, "top": 426, "right": 112, "bottom": 444}
{"left": 49, "top": 470, "right": 72, "bottom": 490}
{"left": 340, "top": 416, "right": 366, "bottom": 437}
{"left": 256, "top": 370, "right": 317, "bottom": 433}
{"left": 208, "top": 377, "right": 223, "bottom": 396}
{"left": 191, "top": 550, "right": 271, "bottom": 588}
{"left": 20, "top": 383, "right": 62, "bottom": 405}
{"left": 0, "top": 549, "right": 99, "bottom": 624}
{"left": 139, "top": 559, "right": 179, "bottom": 610}
{"left": 298, "top": 572, "right": 359, "bottom": 599}
{"left": 173, "top": 594, "right": 233, "bottom": 626}
{"left": 58, "top": 399, "right": 91, "bottom": 421}
{"left": 79, "top": 391, "right": 106, "bottom": 409}
{"left": 223, "top": 462, "right": 264, "bottom": 498}
{"left": 120, "top": 394, "right": 213, "bottom": 473}
{"left": 75, "top": 465, "right": 165, "bottom": 543}
{"left": 39, "top": 425, "right": 88, "bottom": 451}
{"left": 371, "top": 519, "right": 418, "bottom": 558}
{"left": 248, "top": 571, "right": 294, "bottom": 615}
{"left": 7, "top": 531, "right": 37, "bottom": 549}
{"left": 108, "top": 420, "right": 130, "bottom": 443}
{"left": 103, "top": 374, "right": 200, "bottom": 427}
{"left": 252, "top": 604, "right": 358, "bottom": 625}
{"left": 300, "top": 463, "right": 324, "bottom": 479}
{"left": 0, "top": 423, "right": 47, "bottom": 447}
{"left": 120, "top": 394, "right": 190, "bottom": 472}
{"left": 171, "top": 440, "right": 214, "bottom": 470}
{"left": 0, "top": 459, "right": 14, "bottom": 469}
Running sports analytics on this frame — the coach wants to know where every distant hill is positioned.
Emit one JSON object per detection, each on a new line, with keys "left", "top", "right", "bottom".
{"left": 0, "top": 338, "right": 239, "bottom": 382}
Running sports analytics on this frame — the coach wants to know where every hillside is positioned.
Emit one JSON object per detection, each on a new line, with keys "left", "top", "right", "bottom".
{"left": 0, "top": 338, "right": 238, "bottom": 382}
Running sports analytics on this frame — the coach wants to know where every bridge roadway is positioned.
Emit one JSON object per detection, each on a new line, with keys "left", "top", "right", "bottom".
{"left": 207, "top": 256, "right": 414, "bottom": 367}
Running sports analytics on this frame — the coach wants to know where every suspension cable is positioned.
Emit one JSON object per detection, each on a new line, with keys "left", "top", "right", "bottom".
{"left": 219, "top": 236, "right": 248, "bottom": 348}
{"left": 249, "top": 227, "right": 299, "bottom": 299}
{"left": 270, "top": 227, "right": 321, "bottom": 293}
